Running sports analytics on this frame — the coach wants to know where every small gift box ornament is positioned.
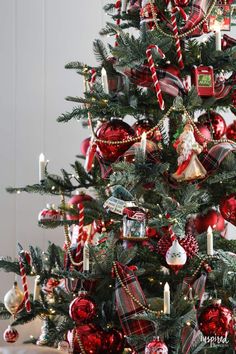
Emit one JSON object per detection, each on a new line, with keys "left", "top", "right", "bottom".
{"left": 192, "top": 65, "right": 215, "bottom": 96}
{"left": 122, "top": 205, "right": 147, "bottom": 241}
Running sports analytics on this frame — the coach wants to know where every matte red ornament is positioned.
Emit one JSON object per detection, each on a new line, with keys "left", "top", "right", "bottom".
{"left": 194, "top": 209, "right": 225, "bottom": 233}
{"left": 69, "top": 292, "right": 96, "bottom": 324}
{"left": 198, "top": 111, "right": 227, "bottom": 140}
{"left": 145, "top": 337, "right": 168, "bottom": 353}
{"left": 96, "top": 119, "right": 135, "bottom": 162}
{"left": 226, "top": 120, "right": 236, "bottom": 141}
{"left": 132, "top": 119, "right": 162, "bottom": 142}
{"left": 198, "top": 300, "right": 233, "bottom": 337}
{"left": 67, "top": 192, "right": 93, "bottom": 221}
{"left": 38, "top": 205, "right": 62, "bottom": 228}
{"left": 81, "top": 137, "right": 91, "bottom": 156}
{"left": 173, "top": 0, "right": 190, "bottom": 6}
{"left": 194, "top": 123, "right": 212, "bottom": 146}
{"left": 220, "top": 193, "right": 236, "bottom": 226}
{"left": 3, "top": 326, "right": 19, "bottom": 343}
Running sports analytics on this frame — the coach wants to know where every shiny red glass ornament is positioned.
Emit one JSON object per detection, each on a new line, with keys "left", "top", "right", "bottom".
{"left": 173, "top": 0, "right": 190, "bottom": 6}
{"left": 194, "top": 123, "right": 211, "bottom": 146}
{"left": 194, "top": 209, "right": 225, "bottom": 234}
{"left": 69, "top": 292, "right": 96, "bottom": 324}
{"left": 226, "top": 120, "right": 236, "bottom": 141}
{"left": 38, "top": 205, "right": 62, "bottom": 228}
{"left": 145, "top": 337, "right": 168, "bottom": 353}
{"left": 81, "top": 137, "right": 91, "bottom": 156}
{"left": 3, "top": 326, "right": 19, "bottom": 343}
{"left": 198, "top": 300, "right": 233, "bottom": 337}
{"left": 132, "top": 119, "right": 162, "bottom": 142}
{"left": 104, "top": 328, "right": 125, "bottom": 354}
{"left": 220, "top": 193, "right": 236, "bottom": 226}
{"left": 96, "top": 119, "right": 135, "bottom": 162}
{"left": 67, "top": 193, "right": 93, "bottom": 221}
{"left": 68, "top": 324, "right": 103, "bottom": 354}
{"left": 198, "top": 111, "right": 227, "bottom": 140}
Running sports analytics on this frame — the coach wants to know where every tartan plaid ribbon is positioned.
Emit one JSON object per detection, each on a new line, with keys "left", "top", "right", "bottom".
{"left": 215, "top": 72, "right": 236, "bottom": 100}
{"left": 181, "top": 0, "right": 210, "bottom": 34}
{"left": 200, "top": 142, "right": 236, "bottom": 172}
{"left": 181, "top": 323, "right": 202, "bottom": 354}
{"left": 222, "top": 34, "right": 236, "bottom": 50}
{"left": 124, "top": 65, "right": 185, "bottom": 97}
{"left": 114, "top": 261, "right": 155, "bottom": 353}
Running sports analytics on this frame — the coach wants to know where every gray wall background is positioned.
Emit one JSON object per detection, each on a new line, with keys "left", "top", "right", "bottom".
{"left": 0, "top": 0, "right": 235, "bottom": 346}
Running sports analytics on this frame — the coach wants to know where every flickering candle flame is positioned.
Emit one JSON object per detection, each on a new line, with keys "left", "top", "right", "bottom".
{"left": 163, "top": 282, "right": 170, "bottom": 315}
{"left": 39, "top": 153, "right": 46, "bottom": 182}
{"left": 207, "top": 226, "right": 214, "bottom": 256}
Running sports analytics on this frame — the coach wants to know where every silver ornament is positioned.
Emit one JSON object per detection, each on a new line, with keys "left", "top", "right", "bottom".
{"left": 4, "top": 282, "right": 24, "bottom": 316}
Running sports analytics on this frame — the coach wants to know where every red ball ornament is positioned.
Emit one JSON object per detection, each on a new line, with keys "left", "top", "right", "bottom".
{"left": 173, "top": 0, "right": 190, "bottom": 6}
{"left": 3, "top": 326, "right": 19, "bottom": 343}
{"left": 105, "top": 328, "right": 125, "bottom": 354}
{"left": 198, "top": 111, "right": 227, "bottom": 140}
{"left": 81, "top": 137, "right": 91, "bottom": 156}
{"left": 69, "top": 292, "right": 96, "bottom": 324}
{"left": 194, "top": 209, "right": 225, "bottom": 234}
{"left": 198, "top": 300, "right": 233, "bottom": 337}
{"left": 96, "top": 119, "right": 135, "bottom": 162}
{"left": 194, "top": 123, "right": 211, "bottom": 146}
{"left": 68, "top": 324, "right": 103, "bottom": 354}
{"left": 145, "top": 337, "right": 168, "bottom": 354}
{"left": 67, "top": 192, "right": 93, "bottom": 221}
{"left": 226, "top": 120, "right": 236, "bottom": 141}
{"left": 220, "top": 193, "right": 236, "bottom": 226}
{"left": 38, "top": 204, "right": 61, "bottom": 228}
{"left": 132, "top": 119, "right": 162, "bottom": 142}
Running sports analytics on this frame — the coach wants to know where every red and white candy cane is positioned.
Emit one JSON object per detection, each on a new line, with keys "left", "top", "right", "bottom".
{"left": 115, "top": 0, "right": 121, "bottom": 47}
{"left": 18, "top": 257, "right": 31, "bottom": 312}
{"left": 89, "top": 68, "right": 96, "bottom": 91}
{"left": 75, "top": 203, "right": 85, "bottom": 261}
{"left": 146, "top": 44, "right": 166, "bottom": 111}
{"left": 171, "top": 7, "right": 187, "bottom": 70}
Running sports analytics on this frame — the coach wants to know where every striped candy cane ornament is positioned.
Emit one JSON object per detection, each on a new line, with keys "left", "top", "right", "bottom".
{"left": 75, "top": 203, "right": 85, "bottom": 262}
{"left": 89, "top": 68, "right": 96, "bottom": 91}
{"left": 18, "top": 257, "right": 31, "bottom": 312}
{"left": 146, "top": 44, "right": 166, "bottom": 111}
{"left": 115, "top": 0, "right": 121, "bottom": 46}
{"left": 171, "top": 7, "right": 187, "bottom": 70}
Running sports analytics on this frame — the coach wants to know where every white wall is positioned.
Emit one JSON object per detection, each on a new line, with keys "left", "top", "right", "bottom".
{"left": 0, "top": 0, "right": 235, "bottom": 346}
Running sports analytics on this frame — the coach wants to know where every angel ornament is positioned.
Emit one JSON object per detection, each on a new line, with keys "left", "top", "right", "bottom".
{"left": 172, "top": 123, "right": 207, "bottom": 182}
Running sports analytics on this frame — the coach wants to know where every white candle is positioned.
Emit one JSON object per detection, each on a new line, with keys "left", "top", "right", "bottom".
{"left": 140, "top": 132, "right": 147, "bottom": 158}
{"left": 121, "top": 0, "right": 128, "bottom": 13}
{"left": 101, "top": 67, "right": 109, "bottom": 94}
{"left": 215, "top": 28, "right": 221, "bottom": 51}
{"left": 39, "top": 153, "right": 46, "bottom": 182}
{"left": 83, "top": 241, "right": 90, "bottom": 272}
{"left": 164, "top": 282, "right": 170, "bottom": 315}
{"left": 33, "top": 276, "right": 40, "bottom": 301}
{"left": 207, "top": 226, "right": 214, "bottom": 256}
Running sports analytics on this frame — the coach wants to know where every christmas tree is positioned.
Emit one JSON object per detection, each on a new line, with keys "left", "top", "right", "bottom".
{"left": 1, "top": 0, "right": 236, "bottom": 353}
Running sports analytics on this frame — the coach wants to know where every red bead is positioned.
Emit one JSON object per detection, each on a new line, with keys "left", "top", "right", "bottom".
{"left": 220, "top": 193, "right": 236, "bottom": 226}
{"left": 96, "top": 119, "right": 135, "bottom": 162}
{"left": 198, "top": 111, "right": 227, "bottom": 140}
{"left": 69, "top": 293, "right": 96, "bottom": 324}
{"left": 67, "top": 193, "right": 93, "bottom": 221}
{"left": 198, "top": 301, "right": 233, "bottom": 337}
{"left": 145, "top": 337, "right": 168, "bottom": 353}
{"left": 3, "top": 326, "right": 19, "bottom": 343}
{"left": 226, "top": 120, "right": 236, "bottom": 141}
{"left": 194, "top": 209, "right": 225, "bottom": 234}
{"left": 194, "top": 123, "right": 212, "bottom": 145}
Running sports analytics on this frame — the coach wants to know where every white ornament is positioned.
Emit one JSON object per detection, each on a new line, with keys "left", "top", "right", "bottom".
{"left": 166, "top": 239, "right": 187, "bottom": 272}
{"left": 4, "top": 282, "right": 24, "bottom": 316}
